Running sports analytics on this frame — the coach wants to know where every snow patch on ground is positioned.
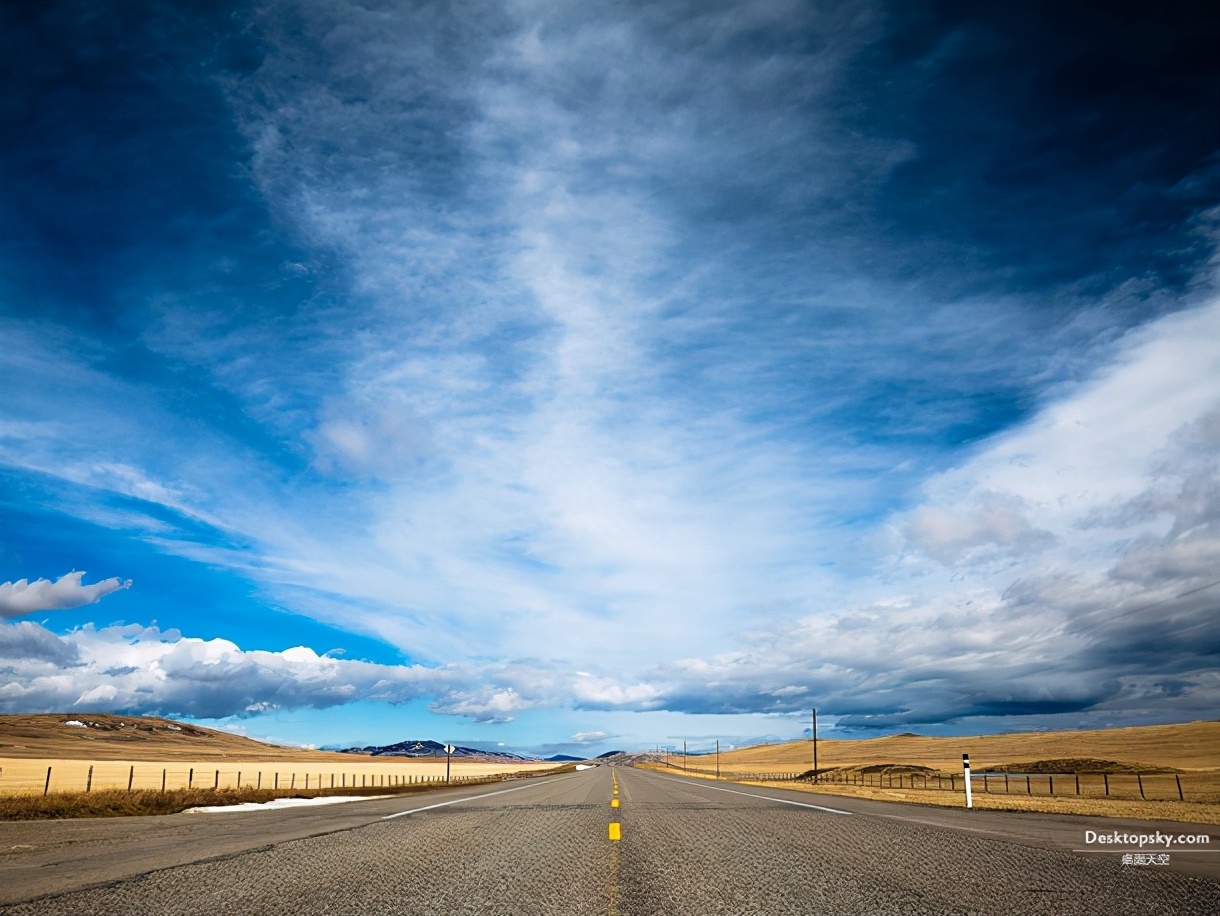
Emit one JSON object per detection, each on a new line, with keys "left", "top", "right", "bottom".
{"left": 186, "top": 795, "right": 396, "bottom": 814}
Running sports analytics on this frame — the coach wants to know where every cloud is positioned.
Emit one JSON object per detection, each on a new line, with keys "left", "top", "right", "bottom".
{"left": 643, "top": 300, "right": 1220, "bottom": 727}
{"left": 0, "top": 622, "right": 440, "bottom": 718}
{"left": 0, "top": 572, "right": 131, "bottom": 618}
{"left": 0, "top": 621, "right": 660, "bottom": 721}
{"left": 570, "top": 730, "right": 609, "bottom": 745}
{"left": 906, "top": 493, "right": 1055, "bottom": 565}
{"left": 0, "top": 621, "right": 81, "bottom": 665}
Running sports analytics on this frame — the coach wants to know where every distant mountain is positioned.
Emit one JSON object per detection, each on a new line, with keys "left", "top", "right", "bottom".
{"left": 546, "top": 754, "right": 584, "bottom": 762}
{"left": 595, "top": 749, "right": 625, "bottom": 759}
{"left": 340, "top": 739, "right": 537, "bottom": 763}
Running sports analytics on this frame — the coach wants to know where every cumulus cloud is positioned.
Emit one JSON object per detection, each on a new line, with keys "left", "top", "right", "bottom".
{"left": 0, "top": 572, "right": 131, "bottom": 618}
{"left": 0, "top": 622, "right": 436, "bottom": 718}
{"left": 0, "top": 621, "right": 81, "bottom": 665}
{"left": 0, "top": 622, "right": 658, "bottom": 721}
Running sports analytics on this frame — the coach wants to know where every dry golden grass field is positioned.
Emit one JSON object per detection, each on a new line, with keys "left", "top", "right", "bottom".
{"left": 654, "top": 720, "right": 1220, "bottom": 824}
{"left": 0, "top": 714, "right": 553, "bottom": 797}
{"left": 709, "top": 720, "right": 1220, "bottom": 774}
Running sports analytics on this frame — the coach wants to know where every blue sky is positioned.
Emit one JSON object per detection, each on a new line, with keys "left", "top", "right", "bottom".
{"left": 1, "top": 1, "right": 1217, "bottom": 758}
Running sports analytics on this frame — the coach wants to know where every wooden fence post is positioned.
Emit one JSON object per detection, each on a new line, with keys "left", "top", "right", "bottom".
{"left": 1176, "top": 773, "right": 1184, "bottom": 801}
{"left": 1104, "top": 773, "right": 1109, "bottom": 796}
{"left": 44, "top": 766, "right": 52, "bottom": 796}
{"left": 161, "top": 768, "right": 166, "bottom": 792}
{"left": 86, "top": 765, "right": 93, "bottom": 793}
{"left": 188, "top": 768, "right": 194, "bottom": 789}
{"left": 214, "top": 770, "right": 219, "bottom": 789}
{"left": 1049, "top": 775, "right": 1054, "bottom": 796}
{"left": 238, "top": 771, "right": 242, "bottom": 787}
{"left": 128, "top": 765, "right": 135, "bottom": 792}
{"left": 1075, "top": 773, "right": 1079, "bottom": 795}
{"left": 1137, "top": 773, "right": 1144, "bottom": 799}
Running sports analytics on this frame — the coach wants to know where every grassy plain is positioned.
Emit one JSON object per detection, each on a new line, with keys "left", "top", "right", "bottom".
{"left": 705, "top": 720, "right": 1220, "bottom": 774}
{"left": 0, "top": 713, "right": 553, "bottom": 801}
{"left": 653, "top": 720, "right": 1220, "bottom": 824}
{"left": 0, "top": 713, "right": 405, "bottom": 762}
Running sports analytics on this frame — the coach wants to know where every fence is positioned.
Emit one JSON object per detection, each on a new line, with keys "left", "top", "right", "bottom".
{"left": 671, "top": 764, "right": 1200, "bottom": 803}
{"left": 0, "top": 761, "right": 535, "bottom": 797}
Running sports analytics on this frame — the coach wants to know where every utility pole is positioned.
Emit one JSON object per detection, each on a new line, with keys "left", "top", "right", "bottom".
{"left": 812, "top": 708, "right": 818, "bottom": 784}
{"left": 716, "top": 739, "right": 720, "bottom": 778}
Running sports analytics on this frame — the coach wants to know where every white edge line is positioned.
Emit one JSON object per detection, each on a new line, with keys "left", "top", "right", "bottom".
{"left": 656, "top": 772, "right": 851, "bottom": 815}
{"left": 380, "top": 778, "right": 560, "bottom": 820}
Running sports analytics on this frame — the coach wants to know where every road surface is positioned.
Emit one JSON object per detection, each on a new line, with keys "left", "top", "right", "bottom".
{"left": 1, "top": 766, "right": 1216, "bottom": 914}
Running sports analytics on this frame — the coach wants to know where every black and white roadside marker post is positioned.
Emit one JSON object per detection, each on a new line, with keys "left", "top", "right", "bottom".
{"left": 446, "top": 744, "right": 455, "bottom": 784}
{"left": 963, "top": 753, "right": 973, "bottom": 809}
{"left": 812, "top": 708, "right": 819, "bottom": 784}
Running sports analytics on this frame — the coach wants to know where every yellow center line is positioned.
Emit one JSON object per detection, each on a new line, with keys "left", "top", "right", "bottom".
{"left": 607, "top": 769, "right": 622, "bottom": 914}
{"left": 609, "top": 768, "right": 622, "bottom": 841}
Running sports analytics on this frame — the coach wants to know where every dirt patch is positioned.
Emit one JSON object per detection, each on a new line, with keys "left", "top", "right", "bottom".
{"left": 980, "top": 758, "right": 1173, "bottom": 774}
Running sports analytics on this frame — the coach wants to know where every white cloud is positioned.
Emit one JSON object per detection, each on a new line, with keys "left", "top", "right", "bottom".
{"left": 905, "top": 298, "right": 1220, "bottom": 565}
{"left": 571, "top": 730, "right": 608, "bottom": 744}
{"left": 0, "top": 621, "right": 665, "bottom": 722}
{"left": 0, "top": 572, "right": 131, "bottom": 618}
{"left": 906, "top": 493, "right": 1055, "bottom": 564}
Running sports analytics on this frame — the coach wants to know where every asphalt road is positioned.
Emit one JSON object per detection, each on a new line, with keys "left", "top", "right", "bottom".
{"left": 2, "top": 767, "right": 1217, "bottom": 915}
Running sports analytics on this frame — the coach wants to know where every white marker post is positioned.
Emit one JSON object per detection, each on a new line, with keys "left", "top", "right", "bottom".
{"left": 445, "top": 744, "right": 455, "bottom": 784}
{"left": 962, "top": 753, "right": 973, "bottom": 809}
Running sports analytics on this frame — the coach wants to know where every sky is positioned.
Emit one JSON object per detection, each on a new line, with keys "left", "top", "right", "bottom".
{"left": 0, "top": 0, "right": 1217, "bottom": 759}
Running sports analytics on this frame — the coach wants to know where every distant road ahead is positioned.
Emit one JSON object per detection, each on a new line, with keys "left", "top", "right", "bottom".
{"left": 2, "top": 767, "right": 1216, "bottom": 915}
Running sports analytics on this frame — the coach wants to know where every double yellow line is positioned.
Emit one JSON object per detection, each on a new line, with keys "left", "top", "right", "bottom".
{"left": 608, "top": 769, "right": 621, "bottom": 841}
